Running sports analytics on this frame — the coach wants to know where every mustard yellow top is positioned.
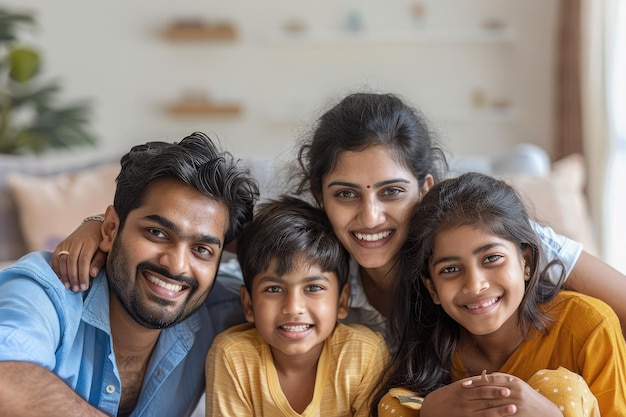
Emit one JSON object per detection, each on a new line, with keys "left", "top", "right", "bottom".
{"left": 379, "top": 291, "right": 626, "bottom": 417}
{"left": 207, "top": 322, "right": 389, "bottom": 416}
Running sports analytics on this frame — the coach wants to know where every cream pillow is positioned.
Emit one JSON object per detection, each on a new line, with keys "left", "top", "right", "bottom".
{"left": 6, "top": 164, "right": 119, "bottom": 252}
{"left": 503, "top": 154, "right": 598, "bottom": 255}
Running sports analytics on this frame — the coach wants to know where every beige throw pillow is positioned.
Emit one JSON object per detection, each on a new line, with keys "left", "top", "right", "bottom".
{"left": 6, "top": 164, "right": 119, "bottom": 252}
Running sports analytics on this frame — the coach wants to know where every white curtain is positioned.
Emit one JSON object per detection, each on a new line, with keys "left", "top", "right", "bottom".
{"left": 581, "top": 0, "right": 625, "bottom": 271}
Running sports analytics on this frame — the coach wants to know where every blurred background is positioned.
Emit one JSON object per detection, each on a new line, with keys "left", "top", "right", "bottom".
{"left": 0, "top": 0, "right": 624, "bottom": 271}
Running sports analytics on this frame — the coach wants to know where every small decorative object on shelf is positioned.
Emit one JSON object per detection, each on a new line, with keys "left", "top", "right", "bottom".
{"left": 162, "top": 19, "right": 237, "bottom": 41}
{"left": 481, "top": 18, "right": 507, "bottom": 32}
{"left": 409, "top": 1, "right": 427, "bottom": 28}
{"left": 282, "top": 19, "right": 307, "bottom": 36}
{"left": 345, "top": 10, "right": 363, "bottom": 32}
{"left": 166, "top": 93, "right": 242, "bottom": 116}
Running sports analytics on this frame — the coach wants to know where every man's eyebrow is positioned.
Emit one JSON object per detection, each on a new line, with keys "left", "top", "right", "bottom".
{"left": 327, "top": 178, "right": 411, "bottom": 189}
{"left": 144, "top": 214, "right": 222, "bottom": 247}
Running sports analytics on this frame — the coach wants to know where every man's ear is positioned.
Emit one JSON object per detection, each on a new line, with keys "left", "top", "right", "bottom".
{"left": 99, "top": 205, "right": 119, "bottom": 254}
{"left": 421, "top": 276, "right": 441, "bottom": 305}
{"left": 337, "top": 281, "right": 351, "bottom": 320}
{"left": 240, "top": 285, "right": 255, "bottom": 323}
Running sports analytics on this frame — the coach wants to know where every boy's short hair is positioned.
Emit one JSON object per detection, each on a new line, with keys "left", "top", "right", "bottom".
{"left": 237, "top": 195, "right": 350, "bottom": 294}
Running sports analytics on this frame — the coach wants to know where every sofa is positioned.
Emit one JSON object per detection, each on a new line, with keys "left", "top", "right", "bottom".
{"left": 0, "top": 144, "right": 598, "bottom": 269}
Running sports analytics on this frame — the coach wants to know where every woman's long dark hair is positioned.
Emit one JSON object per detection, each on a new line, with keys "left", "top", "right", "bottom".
{"left": 371, "top": 172, "right": 566, "bottom": 415}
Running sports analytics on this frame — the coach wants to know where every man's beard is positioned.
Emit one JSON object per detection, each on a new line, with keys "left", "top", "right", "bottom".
{"left": 106, "top": 237, "right": 212, "bottom": 329}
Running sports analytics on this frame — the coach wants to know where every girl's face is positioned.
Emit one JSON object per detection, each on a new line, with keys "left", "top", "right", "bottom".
{"left": 422, "top": 225, "right": 530, "bottom": 338}
{"left": 319, "top": 145, "right": 432, "bottom": 273}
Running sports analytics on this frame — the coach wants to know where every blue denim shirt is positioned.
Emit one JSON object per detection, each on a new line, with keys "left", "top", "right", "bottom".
{"left": 0, "top": 251, "right": 246, "bottom": 417}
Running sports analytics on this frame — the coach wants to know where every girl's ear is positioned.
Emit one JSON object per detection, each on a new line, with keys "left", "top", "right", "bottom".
{"left": 522, "top": 245, "right": 533, "bottom": 282}
{"left": 240, "top": 285, "right": 255, "bottom": 323}
{"left": 421, "top": 275, "right": 441, "bottom": 305}
{"left": 337, "top": 282, "right": 351, "bottom": 320}
{"left": 99, "top": 205, "right": 119, "bottom": 253}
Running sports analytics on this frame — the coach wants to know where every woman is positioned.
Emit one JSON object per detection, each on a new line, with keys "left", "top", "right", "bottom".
{"left": 54, "top": 92, "right": 626, "bottom": 342}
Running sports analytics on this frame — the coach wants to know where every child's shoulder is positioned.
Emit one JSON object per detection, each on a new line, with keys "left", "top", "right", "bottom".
{"left": 544, "top": 290, "right": 619, "bottom": 329}
{"left": 213, "top": 322, "right": 262, "bottom": 351}
{"left": 331, "top": 322, "right": 387, "bottom": 350}
{"left": 548, "top": 290, "right": 615, "bottom": 314}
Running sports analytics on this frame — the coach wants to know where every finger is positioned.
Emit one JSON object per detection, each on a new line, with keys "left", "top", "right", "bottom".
{"left": 53, "top": 248, "right": 71, "bottom": 289}
{"left": 463, "top": 373, "right": 515, "bottom": 387}
{"left": 66, "top": 244, "right": 83, "bottom": 292}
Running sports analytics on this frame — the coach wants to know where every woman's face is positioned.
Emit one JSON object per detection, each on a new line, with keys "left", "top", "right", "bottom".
{"left": 319, "top": 145, "right": 431, "bottom": 274}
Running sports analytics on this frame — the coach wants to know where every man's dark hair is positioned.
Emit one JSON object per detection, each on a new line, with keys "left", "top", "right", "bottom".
{"left": 114, "top": 131, "right": 259, "bottom": 244}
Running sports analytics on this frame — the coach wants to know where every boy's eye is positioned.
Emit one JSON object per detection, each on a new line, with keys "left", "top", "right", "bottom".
{"left": 264, "top": 286, "right": 283, "bottom": 293}
{"left": 305, "top": 284, "right": 324, "bottom": 292}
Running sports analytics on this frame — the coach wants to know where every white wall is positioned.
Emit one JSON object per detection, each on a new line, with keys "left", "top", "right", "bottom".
{"left": 3, "top": 0, "right": 559, "bottom": 163}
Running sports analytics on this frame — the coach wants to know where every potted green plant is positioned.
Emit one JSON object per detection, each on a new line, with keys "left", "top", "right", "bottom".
{"left": 0, "top": 7, "right": 96, "bottom": 154}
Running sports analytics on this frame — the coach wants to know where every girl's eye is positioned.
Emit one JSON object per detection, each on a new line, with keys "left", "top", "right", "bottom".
{"left": 484, "top": 254, "right": 503, "bottom": 264}
{"left": 264, "top": 286, "right": 283, "bottom": 293}
{"left": 440, "top": 265, "right": 460, "bottom": 274}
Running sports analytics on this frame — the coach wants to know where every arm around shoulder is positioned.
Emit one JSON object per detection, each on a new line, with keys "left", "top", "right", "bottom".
{"left": 564, "top": 251, "right": 626, "bottom": 334}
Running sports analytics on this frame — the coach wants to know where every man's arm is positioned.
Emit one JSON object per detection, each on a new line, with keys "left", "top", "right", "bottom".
{"left": 0, "top": 362, "right": 110, "bottom": 417}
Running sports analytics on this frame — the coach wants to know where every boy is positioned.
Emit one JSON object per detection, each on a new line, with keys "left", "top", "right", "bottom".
{"left": 205, "top": 196, "right": 389, "bottom": 416}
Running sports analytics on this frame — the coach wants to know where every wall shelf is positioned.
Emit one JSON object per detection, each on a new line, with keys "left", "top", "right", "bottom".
{"left": 166, "top": 101, "right": 242, "bottom": 116}
{"left": 162, "top": 22, "right": 237, "bottom": 41}
{"left": 262, "top": 28, "right": 515, "bottom": 46}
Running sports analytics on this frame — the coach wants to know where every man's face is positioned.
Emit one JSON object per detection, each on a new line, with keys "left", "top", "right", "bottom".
{"left": 102, "top": 178, "right": 229, "bottom": 329}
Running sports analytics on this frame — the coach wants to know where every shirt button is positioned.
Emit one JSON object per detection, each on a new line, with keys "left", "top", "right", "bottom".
{"left": 106, "top": 385, "right": 116, "bottom": 394}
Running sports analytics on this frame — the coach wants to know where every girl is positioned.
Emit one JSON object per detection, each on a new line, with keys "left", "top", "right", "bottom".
{"left": 375, "top": 172, "right": 626, "bottom": 416}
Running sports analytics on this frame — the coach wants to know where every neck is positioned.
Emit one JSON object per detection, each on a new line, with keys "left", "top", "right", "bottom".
{"left": 360, "top": 264, "right": 396, "bottom": 317}
{"left": 460, "top": 326, "right": 525, "bottom": 375}
{"left": 109, "top": 291, "right": 161, "bottom": 355}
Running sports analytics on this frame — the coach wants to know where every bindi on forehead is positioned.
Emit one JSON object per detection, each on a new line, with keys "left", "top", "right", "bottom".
{"left": 366, "top": 185, "right": 371, "bottom": 188}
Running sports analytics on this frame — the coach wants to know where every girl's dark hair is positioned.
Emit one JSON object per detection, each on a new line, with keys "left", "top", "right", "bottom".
{"left": 293, "top": 92, "right": 448, "bottom": 199}
{"left": 114, "top": 131, "right": 259, "bottom": 244}
{"left": 372, "top": 172, "right": 566, "bottom": 415}
{"left": 237, "top": 195, "right": 350, "bottom": 294}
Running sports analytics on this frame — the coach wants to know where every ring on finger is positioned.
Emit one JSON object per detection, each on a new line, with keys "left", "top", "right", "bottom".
{"left": 57, "top": 250, "right": 70, "bottom": 260}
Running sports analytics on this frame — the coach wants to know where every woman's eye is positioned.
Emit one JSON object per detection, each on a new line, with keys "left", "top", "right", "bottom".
{"left": 381, "top": 187, "right": 403, "bottom": 197}
{"left": 335, "top": 189, "right": 357, "bottom": 199}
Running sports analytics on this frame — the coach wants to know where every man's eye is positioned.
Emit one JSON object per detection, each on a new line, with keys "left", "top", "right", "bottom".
{"left": 147, "top": 228, "right": 166, "bottom": 239}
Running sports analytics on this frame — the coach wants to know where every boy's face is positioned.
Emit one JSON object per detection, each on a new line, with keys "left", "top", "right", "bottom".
{"left": 241, "top": 257, "right": 350, "bottom": 362}
{"left": 100, "top": 177, "right": 229, "bottom": 329}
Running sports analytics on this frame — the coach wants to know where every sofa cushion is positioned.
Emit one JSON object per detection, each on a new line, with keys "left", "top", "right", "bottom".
{"left": 6, "top": 163, "right": 119, "bottom": 253}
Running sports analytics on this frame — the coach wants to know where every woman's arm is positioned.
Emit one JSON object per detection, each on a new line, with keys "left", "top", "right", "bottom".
{"left": 51, "top": 218, "right": 106, "bottom": 292}
{"left": 564, "top": 251, "right": 626, "bottom": 333}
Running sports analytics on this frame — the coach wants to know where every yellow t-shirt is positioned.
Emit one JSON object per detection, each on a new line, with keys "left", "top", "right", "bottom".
{"left": 206, "top": 322, "right": 389, "bottom": 417}
{"left": 379, "top": 291, "right": 626, "bottom": 417}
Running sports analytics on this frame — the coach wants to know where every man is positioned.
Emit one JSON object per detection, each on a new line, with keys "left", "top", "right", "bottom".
{"left": 0, "top": 132, "right": 258, "bottom": 417}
